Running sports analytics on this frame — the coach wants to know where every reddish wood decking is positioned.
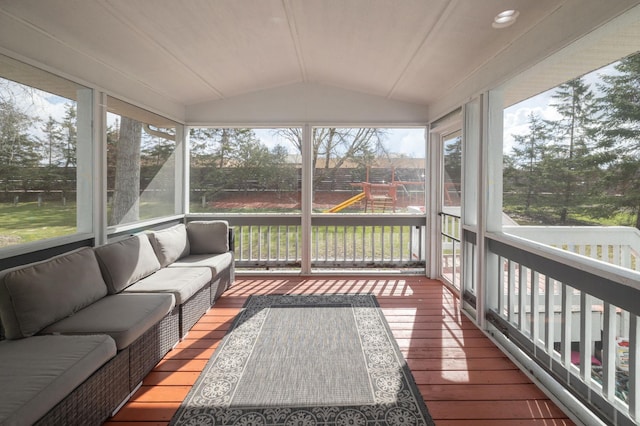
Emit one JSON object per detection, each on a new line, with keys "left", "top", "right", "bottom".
{"left": 104, "top": 276, "right": 575, "bottom": 425}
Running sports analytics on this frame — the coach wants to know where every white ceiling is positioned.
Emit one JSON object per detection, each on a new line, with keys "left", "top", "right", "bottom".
{"left": 0, "top": 0, "right": 567, "bottom": 106}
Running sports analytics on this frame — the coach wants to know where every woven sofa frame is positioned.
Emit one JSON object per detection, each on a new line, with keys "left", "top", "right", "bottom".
{"left": 35, "top": 347, "right": 130, "bottom": 426}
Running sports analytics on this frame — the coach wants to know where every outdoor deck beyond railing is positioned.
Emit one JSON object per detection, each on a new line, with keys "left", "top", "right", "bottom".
{"left": 187, "top": 214, "right": 426, "bottom": 271}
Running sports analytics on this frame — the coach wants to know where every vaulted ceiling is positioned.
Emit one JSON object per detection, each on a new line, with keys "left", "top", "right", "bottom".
{"left": 0, "top": 0, "right": 637, "bottom": 121}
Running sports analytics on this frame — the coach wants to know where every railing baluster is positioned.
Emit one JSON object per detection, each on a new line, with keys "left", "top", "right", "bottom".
{"left": 579, "top": 292, "right": 593, "bottom": 381}
{"left": 352, "top": 226, "right": 356, "bottom": 262}
{"left": 508, "top": 260, "right": 516, "bottom": 324}
{"left": 602, "top": 302, "right": 616, "bottom": 401}
{"left": 544, "top": 277, "right": 553, "bottom": 356}
{"left": 237, "top": 225, "right": 243, "bottom": 261}
{"left": 342, "top": 226, "right": 347, "bottom": 262}
{"left": 371, "top": 226, "right": 375, "bottom": 262}
{"left": 248, "top": 225, "right": 253, "bottom": 261}
{"left": 276, "top": 225, "right": 280, "bottom": 261}
{"left": 390, "top": 226, "right": 394, "bottom": 262}
{"left": 531, "top": 270, "right": 540, "bottom": 344}
{"left": 334, "top": 225, "right": 338, "bottom": 261}
{"left": 561, "top": 283, "right": 572, "bottom": 369}
{"left": 630, "top": 314, "right": 639, "bottom": 419}
{"left": 519, "top": 264, "right": 527, "bottom": 331}
{"left": 267, "top": 226, "right": 272, "bottom": 261}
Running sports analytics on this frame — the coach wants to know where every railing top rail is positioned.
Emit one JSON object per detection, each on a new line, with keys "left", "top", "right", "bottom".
{"left": 187, "top": 213, "right": 426, "bottom": 227}
{"left": 489, "top": 231, "right": 640, "bottom": 287}
{"left": 504, "top": 225, "right": 640, "bottom": 247}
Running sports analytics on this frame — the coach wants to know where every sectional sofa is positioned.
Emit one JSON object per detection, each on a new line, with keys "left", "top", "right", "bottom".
{"left": 0, "top": 220, "right": 234, "bottom": 426}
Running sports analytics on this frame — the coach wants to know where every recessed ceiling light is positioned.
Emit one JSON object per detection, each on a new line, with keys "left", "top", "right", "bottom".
{"left": 492, "top": 9, "right": 519, "bottom": 29}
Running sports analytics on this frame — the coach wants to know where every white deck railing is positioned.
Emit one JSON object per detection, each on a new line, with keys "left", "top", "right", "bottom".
{"left": 504, "top": 226, "right": 640, "bottom": 271}
{"left": 487, "top": 231, "right": 640, "bottom": 425}
{"left": 187, "top": 214, "right": 426, "bottom": 270}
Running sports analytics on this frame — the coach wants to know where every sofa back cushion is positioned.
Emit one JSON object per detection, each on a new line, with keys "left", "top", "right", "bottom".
{"left": 94, "top": 234, "right": 161, "bottom": 294}
{"left": 148, "top": 224, "right": 190, "bottom": 267}
{"left": 0, "top": 247, "right": 108, "bottom": 339}
{"left": 187, "top": 221, "right": 229, "bottom": 254}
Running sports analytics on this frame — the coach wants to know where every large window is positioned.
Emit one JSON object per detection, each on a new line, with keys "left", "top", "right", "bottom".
{"left": 107, "top": 97, "right": 179, "bottom": 227}
{"left": 189, "top": 128, "right": 301, "bottom": 214}
{"left": 0, "top": 55, "right": 92, "bottom": 249}
{"left": 504, "top": 53, "right": 640, "bottom": 230}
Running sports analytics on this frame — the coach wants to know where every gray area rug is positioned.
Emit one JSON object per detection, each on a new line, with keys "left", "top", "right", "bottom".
{"left": 171, "top": 294, "right": 435, "bottom": 426}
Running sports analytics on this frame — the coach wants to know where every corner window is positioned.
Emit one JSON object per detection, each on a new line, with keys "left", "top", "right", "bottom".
{"left": 0, "top": 55, "right": 92, "bottom": 249}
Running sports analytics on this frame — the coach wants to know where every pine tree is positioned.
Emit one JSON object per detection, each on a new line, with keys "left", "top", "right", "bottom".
{"left": 598, "top": 52, "right": 640, "bottom": 229}
{"left": 546, "top": 77, "right": 601, "bottom": 223}
{"left": 510, "top": 113, "right": 554, "bottom": 212}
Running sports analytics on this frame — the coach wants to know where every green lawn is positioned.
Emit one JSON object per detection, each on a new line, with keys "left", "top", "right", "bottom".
{"left": 0, "top": 201, "right": 77, "bottom": 247}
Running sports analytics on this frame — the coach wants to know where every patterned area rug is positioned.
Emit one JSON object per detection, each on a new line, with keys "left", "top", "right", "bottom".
{"left": 171, "top": 294, "right": 435, "bottom": 426}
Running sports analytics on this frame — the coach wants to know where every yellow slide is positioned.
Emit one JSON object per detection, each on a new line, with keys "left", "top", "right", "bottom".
{"left": 324, "top": 192, "right": 366, "bottom": 213}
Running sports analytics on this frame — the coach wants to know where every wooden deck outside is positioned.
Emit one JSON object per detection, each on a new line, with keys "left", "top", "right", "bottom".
{"left": 105, "top": 276, "right": 575, "bottom": 425}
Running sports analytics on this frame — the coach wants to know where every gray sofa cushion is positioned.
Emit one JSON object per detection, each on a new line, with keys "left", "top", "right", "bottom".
{"left": 124, "top": 267, "right": 212, "bottom": 305}
{"left": 0, "top": 247, "right": 108, "bottom": 339}
{"left": 147, "top": 224, "right": 190, "bottom": 267}
{"left": 187, "top": 221, "right": 229, "bottom": 254}
{"left": 0, "top": 334, "right": 116, "bottom": 426}
{"left": 168, "top": 252, "right": 233, "bottom": 278}
{"left": 41, "top": 293, "right": 174, "bottom": 350}
{"left": 94, "top": 235, "right": 161, "bottom": 294}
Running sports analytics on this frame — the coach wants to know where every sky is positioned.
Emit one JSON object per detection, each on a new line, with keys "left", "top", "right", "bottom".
{"left": 503, "top": 62, "right": 620, "bottom": 154}
{"left": 254, "top": 128, "right": 427, "bottom": 158}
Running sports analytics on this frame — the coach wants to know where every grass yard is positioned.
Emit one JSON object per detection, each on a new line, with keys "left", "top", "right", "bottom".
{"left": 0, "top": 201, "right": 77, "bottom": 247}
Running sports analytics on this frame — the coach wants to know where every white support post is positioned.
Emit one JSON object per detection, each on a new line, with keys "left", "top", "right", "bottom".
{"left": 76, "top": 88, "right": 94, "bottom": 235}
{"left": 426, "top": 126, "right": 440, "bottom": 279}
{"left": 301, "top": 124, "right": 312, "bottom": 274}
{"left": 92, "top": 91, "right": 107, "bottom": 246}
{"left": 176, "top": 124, "right": 188, "bottom": 216}
{"left": 476, "top": 89, "right": 504, "bottom": 330}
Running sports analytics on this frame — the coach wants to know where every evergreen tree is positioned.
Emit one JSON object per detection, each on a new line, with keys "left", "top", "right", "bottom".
{"left": 0, "top": 100, "right": 40, "bottom": 193}
{"left": 509, "top": 113, "right": 554, "bottom": 211}
{"left": 40, "top": 115, "right": 64, "bottom": 166}
{"left": 598, "top": 51, "right": 640, "bottom": 229}
{"left": 546, "top": 77, "right": 601, "bottom": 223}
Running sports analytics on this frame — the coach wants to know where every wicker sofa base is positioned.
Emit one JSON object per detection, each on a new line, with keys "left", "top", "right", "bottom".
{"left": 35, "top": 346, "right": 130, "bottom": 426}
{"left": 211, "top": 261, "right": 235, "bottom": 304}
{"left": 180, "top": 282, "right": 211, "bottom": 337}
{"left": 129, "top": 307, "right": 179, "bottom": 390}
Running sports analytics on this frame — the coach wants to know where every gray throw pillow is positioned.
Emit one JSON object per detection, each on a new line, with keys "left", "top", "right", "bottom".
{"left": 0, "top": 247, "right": 108, "bottom": 339}
{"left": 147, "top": 224, "right": 190, "bottom": 267}
{"left": 187, "top": 221, "right": 229, "bottom": 254}
{"left": 94, "top": 234, "right": 161, "bottom": 294}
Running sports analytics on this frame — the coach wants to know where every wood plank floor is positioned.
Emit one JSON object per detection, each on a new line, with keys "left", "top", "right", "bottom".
{"left": 105, "top": 276, "right": 575, "bottom": 425}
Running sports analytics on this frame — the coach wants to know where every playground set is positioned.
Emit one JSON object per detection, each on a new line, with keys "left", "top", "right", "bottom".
{"left": 324, "top": 167, "right": 424, "bottom": 213}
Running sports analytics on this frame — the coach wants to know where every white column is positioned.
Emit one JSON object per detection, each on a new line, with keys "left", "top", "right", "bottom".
{"left": 301, "top": 124, "right": 313, "bottom": 274}
{"left": 476, "top": 89, "right": 504, "bottom": 329}
{"left": 87, "top": 91, "right": 107, "bottom": 245}
{"left": 176, "top": 124, "right": 188, "bottom": 215}
{"left": 426, "top": 127, "right": 441, "bottom": 279}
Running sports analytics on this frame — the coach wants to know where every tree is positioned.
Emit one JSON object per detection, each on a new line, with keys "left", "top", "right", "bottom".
{"left": 40, "top": 116, "right": 64, "bottom": 166}
{"left": 509, "top": 112, "right": 555, "bottom": 211}
{"left": 0, "top": 99, "right": 40, "bottom": 193}
{"left": 110, "top": 117, "right": 142, "bottom": 225}
{"left": 60, "top": 104, "right": 77, "bottom": 168}
{"left": 546, "top": 77, "right": 601, "bottom": 223}
{"left": 273, "top": 127, "right": 387, "bottom": 187}
{"left": 598, "top": 52, "right": 640, "bottom": 229}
